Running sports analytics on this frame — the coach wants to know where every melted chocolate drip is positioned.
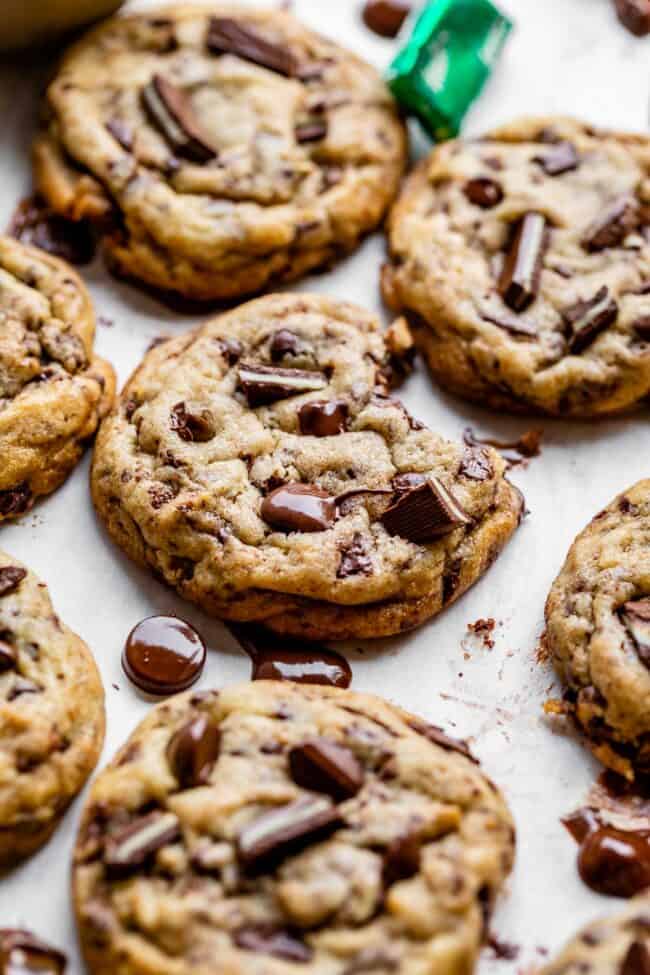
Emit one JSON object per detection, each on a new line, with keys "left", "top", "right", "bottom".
{"left": 229, "top": 625, "right": 352, "bottom": 688}
{"left": 463, "top": 427, "right": 542, "bottom": 467}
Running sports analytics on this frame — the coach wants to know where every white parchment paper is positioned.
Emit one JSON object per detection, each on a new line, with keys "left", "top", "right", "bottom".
{"left": 0, "top": 0, "right": 648, "bottom": 969}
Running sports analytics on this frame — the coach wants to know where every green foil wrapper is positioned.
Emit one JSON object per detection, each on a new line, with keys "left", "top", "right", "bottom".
{"left": 387, "top": 0, "right": 513, "bottom": 141}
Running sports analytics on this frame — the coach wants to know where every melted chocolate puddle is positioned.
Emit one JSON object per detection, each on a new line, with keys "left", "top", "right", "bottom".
{"left": 8, "top": 194, "right": 96, "bottom": 265}
{"left": 229, "top": 625, "right": 352, "bottom": 688}
{"left": 463, "top": 426, "right": 542, "bottom": 467}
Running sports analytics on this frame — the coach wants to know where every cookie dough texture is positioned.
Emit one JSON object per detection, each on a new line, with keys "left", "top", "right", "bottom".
{"left": 540, "top": 897, "right": 650, "bottom": 975}
{"left": 0, "top": 549, "right": 105, "bottom": 870}
{"left": 73, "top": 681, "right": 515, "bottom": 975}
{"left": 0, "top": 235, "right": 115, "bottom": 522}
{"left": 382, "top": 116, "right": 650, "bottom": 417}
{"left": 91, "top": 293, "right": 523, "bottom": 640}
{"left": 34, "top": 5, "right": 407, "bottom": 302}
{"left": 545, "top": 480, "right": 650, "bottom": 778}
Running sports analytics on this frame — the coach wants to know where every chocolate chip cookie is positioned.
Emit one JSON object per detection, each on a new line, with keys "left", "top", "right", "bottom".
{"left": 545, "top": 480, "right": 650, "bottom": 779}
{"left": 91, "top": 293, "right": 523, "bottom": 639}
{"left": 0, "top": 549, "right": 105, "bottom": 871}
{"left": 0, "top": 235, "right": 114, "bottom": 522}
{"left": 540, "top": 898, "right": 650, "bottom": 975}
{"left": 382, "top": 116, "right": 650, "bottom": 417}
{"left": 73, "top": 680, "right": 515, "bottom": 975}
{"left": 33, "top": 6, "right": 407, "bottom": 303}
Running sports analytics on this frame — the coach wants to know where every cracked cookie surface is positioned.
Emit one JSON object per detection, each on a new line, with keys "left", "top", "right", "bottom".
{"left": 91, "top": 293, "right": 523, "bottom": 639}
{"left": 540, "top": 897, "right": 650, "bottom": 975}
{"left": 382, "top": 116, "right": 650, "bottom": 417}
{"left": 545, "top": 480, "right": 650, "bottom": 779}
{"left": 73, "top": 680, "right": 515, "bottom": 975}
{"left": 0, "top": 234, "right": 115, "bottom": 521}
{"left": 34, "top": 4, "right": 407, "bottom": 303}
{"left": 0, "top": 549, "right": 105, "bottom": 871}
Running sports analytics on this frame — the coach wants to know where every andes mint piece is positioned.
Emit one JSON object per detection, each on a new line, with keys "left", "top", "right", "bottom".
{"left": 170, "top": 401, "right": 215, "bottom": 442}
{"left": 583, "top": 194, "right": 639, "bottom": 251}
{"left": 564, "top": 286, "right": 618, "bottom": 354}
{"left": 382, "top": 831, "right": 421, "bottom": 887}
{"left": 480, "top": 304, "right": 538, "bottom": 338}
{"left": 362, "top": 0, "right": 411, "bottom": 37}
{"left": 633, "top": 315, "right": 650, "bottom": 340}
{"left": 0, "top": 566, "right": 27, "bottom": 597}
{"left": 237, "top": 796, "right": 343, "bottom": 873}
{"left": 234, "top": 925, "right": 312, "bottom": 963}
{"left": 0, "top": 930, "right": 66, "bottom": 974}
{"left": 261, "top": 484, "right": 336, "bottom": 533}
{"left": 269, "top": 330, "right": 302, "bottom": 362}
{"left": 0, "top": 641, "right": 17, "bottom": 674}
{"left": 459, "top": 447, "right": 493, "bottom": 481}
{"left": 207, "top": 17, "right": 297, "bottom": 76}
{"left": 122, "top": 616, "right": 206, "bottom": 696}
{"left": 620, "top": 597, "right": 650, "bottom": 668}
{"left": 409, "top": 718, "right": 478, "bottom": 763}
{"left": 106, "top": 117, "right": 133, "bottom": 151}
{"left": 621, "top": 941, "right": 650, "bottom": 975}
{"left": 8, "top": 677, "right": 41, "bottom": 700}
{"left": 142, "top": 74, "right": 216, "bottom": 163}
{"left": 288, "top": 738, "right": 363, "bottom": 800}
{"left": 104, "top": 810, "right": 180, "bottom": 873}
{"left": 615, "top": 0, "right": 650, "bottom": 35}
{"left": 380, "top": 477, "right": 470, "bottom": 543}
{"left": 238, "top": 362, "right": 327, "bottom": 407}
{"left": 498, "top": 212, "right": 548, "bottom": 311}
{"left": 337, "top": 533, "right": 373, "bottom": 578}
{"left": 392, "top": 472, "right": 427, "bottom": 492}
{"left": 295, "top": 120, "right": 328, "bottom": 144}
{"left": 463, "top": 177, "right": 503, "bottom": 208}
{"left": 298, "top": 400, "right": 348, "bottom": 436}
{"left": 217, "top": 337, "right": 243, "bottom": 365}
{"left": 533, "top": 141, "right": 579, "bottom": 176}
{"left": 167, "top": 716, "right": 221, "bottom": 788}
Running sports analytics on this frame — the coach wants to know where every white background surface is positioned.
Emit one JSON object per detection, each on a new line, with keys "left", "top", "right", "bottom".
{"left": 0, "top": 0, "right": 649, "bottom": 970}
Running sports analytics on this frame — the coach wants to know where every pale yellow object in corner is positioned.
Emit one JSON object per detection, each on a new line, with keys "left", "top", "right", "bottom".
{"left": 0, "top": 0, "right": 125, "bottom": 50}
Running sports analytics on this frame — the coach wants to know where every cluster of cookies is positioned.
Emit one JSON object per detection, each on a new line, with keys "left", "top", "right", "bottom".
{"left": 1, "top": 4, "right": 650, "bottom": 974}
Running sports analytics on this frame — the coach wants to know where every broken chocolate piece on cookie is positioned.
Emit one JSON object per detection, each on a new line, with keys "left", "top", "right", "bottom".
{"left": 381, "top": 478, "right": 470, "bottom": 543}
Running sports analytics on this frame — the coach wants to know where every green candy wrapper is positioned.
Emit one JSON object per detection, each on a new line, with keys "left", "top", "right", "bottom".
{"left": 386, "top": 0, "right": 513, "bottom": 141}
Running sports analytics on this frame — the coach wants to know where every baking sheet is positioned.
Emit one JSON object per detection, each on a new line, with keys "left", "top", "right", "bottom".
{"left": 0, "top": 0, "right": 649, "bottom": 968}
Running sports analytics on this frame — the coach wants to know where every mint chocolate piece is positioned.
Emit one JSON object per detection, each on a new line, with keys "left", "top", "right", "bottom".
{"left": 498, "top": 212, "right": 548, "bottom": 311}
{"left": 463, "top": 177, "right": 503, "bottom": 208}
{"left": 261, "top": 484, "right": 336, "bottom": 533}
{"left": 337, "top": 533, "right": 373, "bottom": 578}
{"left": 207, "top": 17, "right": 297, "bottom": 76}
{"left": 289, "top": 738, "right": 363, "bottom": 800}
{"left": 298, "top": 400, "right": 348, "bottom": 436}
{"left": 564, "top": 286, "right": 618, "bottom": 354}
{"left": 533, "top": 141, "right": 579, "bottom": 176}
{"left": 380, "top": 477, "right": 470, "bottom": 543}
{"left": 234, "top": 925, "right": 312, "bottom": 963}
{"left": 167, "top": 716, "right": 221, "bottom": 788}
{"left": 142, "top": 75, "right": 216, "bottom": 163}
{"left": 0, "top": 930, "right": 66, "bottom": 974}
{"left": 382, "top": 831, "right": 421, "bottom": 887}
{"left": 582, "top": 194, "right": 639, "bottom": 251}
{"left": 620, "top": 597, "right": 650, "bottom": 668}
{"left": 0, "top": 566, "right": 26, "bottom": 597}
{"left": 104, "top": 811, "right": 180, "bottom": 873}
{"left": 237, "top": 796, "right": 342, "bottom": 873}
{"left": 238, "top": 363, "right": 327, "bottom": 407}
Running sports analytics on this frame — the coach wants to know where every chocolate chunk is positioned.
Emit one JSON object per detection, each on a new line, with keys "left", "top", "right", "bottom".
{"left": 633, "top": 315, "right": 650, "bottom": 341}
{"left": 620, "top": 597, "right": 650, "bottom": 668}
{"left": 463, "top": 177, "right": 503, "bottom": 208}
{"left": 298, "top": 400, "right": 348, "bottom": 436}
{"left": 533, "top": 141, "right": 579, "bottom": 176}
{"left": 498, "top": 212, "right": 548, "bottom": 311}
{"left": 170, "top": 402, "right": 215, "bottom": 442}
{"left": 104, "top": 811, "right": 180, "bottom": 874}
{"left": 564, "top": 286, "right": 618, "bottom": 354}
{"left": 207, "top": 17, "right": 297, "bottom": 76}
{"left": 217, "top": 337, "right": 243, "bottom": 365}
{"left": 122, "top": 616, "right": 206, "bottom": 695}
{"left": 234, "top": 925, "right": 312, "bottom": 963}
{"left": 237, "top": 796, "right": 343, "bottom": 873}
{"left": 380, "top": 478, "right": 470, "bottom": 543}
{"left": 0, "top": 641, "right": 16, "bottom": 674}
{"left": 621, "top": 941, "right": 650, "bottom": 975}
{"left": 142, "top": 74, "right": 216, "bottom": 163}
{"left": 480, "top": 304, "right": 538, "bottom": 338}
{"left": 0, "top": 930, "right": 66, "bottom": 974}
{"left": 295, "top": 120, "right": 328, "bottom": 143}
{"left": 362, "top": 0, "right": 411, "bottom": 36}
{"left": 261, "top": 484, "right": 336, "bottom": 533}
{"left": 459, "top": 447, "right": 493, "bottom": 481}
{"left": 167, "top": 716, "right": 221, "bottom": 788}
{"left": 8, "top": 677, "right": 41, "bottom": 700}
{"left": 577, "top": 825, "right": 650, "bottom": 897}
{"left": 0, "top": 566, "right": 27, "bottom": 597}
{"left": 337, "top": 533, "right": 373, "bottom": 578}
{"left": 238, "top": 362, "right": 327, "bottom": 407}
{"left": 382, "top": 831, "right": 421, "bottom": 887}
{"left": 615, "top": 0, "right": 650, "bottom": 35}
{"left": 9, "top": 195, "right": 95, "bottom": 266}
{"left": 583, "top": 195, "right": 639, "bottom": 251}
{"left": 269, "top": 330, "right": 302, "bottom": 361}
{"left": 409, "top": 718, "right": 478, "bottom": 763}
{"left": 106, "top": 117, "right": 133, "bottom": 151}
{"left": 289, "top": 738, "right": 363, "bottom": 800}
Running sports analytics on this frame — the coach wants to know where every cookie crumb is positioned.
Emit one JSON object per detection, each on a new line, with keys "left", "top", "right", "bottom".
{"left": 467, "top": 617, "right": 496, "bottom": 649}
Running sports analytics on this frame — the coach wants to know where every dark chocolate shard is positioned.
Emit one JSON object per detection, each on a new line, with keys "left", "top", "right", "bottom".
{"left": 234, "top": 925, "right": 312, "bottom": 963}
{"left": 533, "top": 141, "right": 579, "bottom": 176}
{"left": 207, "top": 17, "right": 297, "bottom": 76}
{"left": 614, "top": 0, "right": 650, "bottom": 36}
{"left": 380, "top": 477, "right": 470, "bottom": 543}
{"left": 621, "top": 940, "right": 650, "bottom": 975}
{"left": 362, "top": 0, "right": 412, "bottom": 38}
{"left": 382, "top": 831, "right": 422, "bottom": 888}
{"left": 0, "top": 641, "right": 17, "bottom": 673}
{"left": 237, "top": 796, "right": 342, "bottom": 873}
{"left": 564, "top": 286, "right": 618, "bottom": 354}
{"left": 337, "top": 533, "right": 373, "bottom": 578}
{"left": 463, "top": 177, "right": 503, "bottom": 208}
{"left": 582, "top": 195, "right": 639, "bottom": 252}
{"left": 289, "top": 738, "right": 364, "bottom": 800}
{"left": 0, "top": 566, "right": 27, "bottom": 597}
{"left": 295, "top": 120, "right": 328, "bottom": 144}
{"left": 620, "top": 597, "right": 650, "bottom": 669}
{"left": 0, "top": 930, "right": 66, "bottom": 974}
{"left": 633, "top": 315, "right": 650, "bottom": 341}
{"left": 103, "top": 811, "right": 180, "bottom": 874}
{"left": 238, "top": 362, "right": 327, "bottom": 407}
{"left": 261, "top": 484, "right": 336, "bottom": 533}
{"left": 169, "top": 402, "right": 215, "bottom": 442}
{"left": 142, "top": 74, "right": 216, "bottom": 163}
{"left": 298, "top": 400, "right": 348, "bottom": 437}
{"left": 408, "top": 718, "right": 478, "bottom": 763}
{"left": 498, "top": 212, "right": 548, "bottom": 312}
{"left": 167, "top": 716, "right": 221, "bottom": 788}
